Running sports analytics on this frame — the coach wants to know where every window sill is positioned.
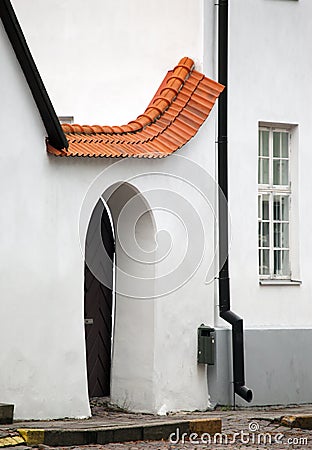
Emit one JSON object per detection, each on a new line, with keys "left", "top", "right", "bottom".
{"left": 259, "top": 279, "right": 302, "bottom": 286}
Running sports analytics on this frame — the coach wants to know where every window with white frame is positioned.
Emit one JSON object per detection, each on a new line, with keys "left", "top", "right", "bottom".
{"left": 258, "top": 127, "right": 291, "bottom": 279}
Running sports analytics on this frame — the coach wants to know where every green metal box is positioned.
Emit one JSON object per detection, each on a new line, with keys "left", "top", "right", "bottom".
{"left": 197, "top": 324, "right": 215, "bottom": 365}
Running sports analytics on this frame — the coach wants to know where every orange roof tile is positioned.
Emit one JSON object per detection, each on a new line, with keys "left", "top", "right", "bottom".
{"left": 47, "top": 57, "right": 224, "bottom": 158}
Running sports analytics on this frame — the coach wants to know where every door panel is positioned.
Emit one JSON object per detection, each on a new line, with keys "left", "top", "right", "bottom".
{"left": 84, "top": 200, "right": 114, "bottom": 398}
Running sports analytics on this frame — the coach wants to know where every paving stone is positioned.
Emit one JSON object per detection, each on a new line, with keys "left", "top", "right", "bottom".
{"left": 44, "top": 430, "right": 96, "bottom": 447}
{"left": 143, "top": 421, "right": 189, "bottom": 440}
{"left": 112, "top": 426, "right": 143, "bottom": 443}
{"left": 189, "top": 417, "right": 222, "bottom": 434}
{"left": 96, "top": 429, "right": 114, "bottom": 445}
{"left": 18, "top": 429, "right": 44, "bottom": 446}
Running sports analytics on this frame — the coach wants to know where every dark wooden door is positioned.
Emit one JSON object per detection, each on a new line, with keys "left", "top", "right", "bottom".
{"left": 84, "top": 200, "right": 115, "bottom": 398}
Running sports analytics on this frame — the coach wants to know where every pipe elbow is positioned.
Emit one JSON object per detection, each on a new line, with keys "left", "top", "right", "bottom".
{"left": 220, "top": 309, "right": 242, "bottom": 324}
{"left": 235, "top": 384, "right": 253, "bottom": 403}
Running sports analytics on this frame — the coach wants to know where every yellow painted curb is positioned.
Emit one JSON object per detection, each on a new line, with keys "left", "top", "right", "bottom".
{"left": 281, "top": 415, "right": 312, "bottom": 430}
{"left": 0, "top": 435, "right": 25, "bottom": 447}
{"left": 18, "top": 428, "right": 45, "bottom": 445}
{"left": 189, "top": 418, "right": 222, "bottom": 435}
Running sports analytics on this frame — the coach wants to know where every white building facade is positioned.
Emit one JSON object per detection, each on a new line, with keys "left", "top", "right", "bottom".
{"left": 0, "top": 0, "right": 311, "bottom": 419}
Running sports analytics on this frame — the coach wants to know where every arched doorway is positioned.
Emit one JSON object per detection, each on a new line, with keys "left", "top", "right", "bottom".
{"left": 84, "top": 199, "right": 115, "bottom": 398}
{"left": 83, "top": 181, "right": 157, "bottom": 406}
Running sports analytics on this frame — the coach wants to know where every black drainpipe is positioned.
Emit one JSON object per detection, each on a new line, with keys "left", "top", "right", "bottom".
{"left": 217, "top": 0, "right": 253, "bottom": 403}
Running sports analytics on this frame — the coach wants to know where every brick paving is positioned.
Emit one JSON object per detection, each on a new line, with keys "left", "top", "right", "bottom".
{"left": 1, "top": 401, "right": 312, "bottom": 448}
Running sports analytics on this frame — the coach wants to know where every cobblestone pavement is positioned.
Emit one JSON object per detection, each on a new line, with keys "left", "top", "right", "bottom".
{"left": 2, "top": 401, "right": 312, "bottom": 449}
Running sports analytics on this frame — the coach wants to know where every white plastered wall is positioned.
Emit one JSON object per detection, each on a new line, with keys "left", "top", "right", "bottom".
{"left": 0, "top": 19, "right": 91, "bottom": 419}
{"left": 225, "top": 0, "right": 312, "bottom": 328}
{"left": 11, "top": 0, "right": 205, "bottom": 125}
{"left": 0, "top": 0, "right": 223, "bottom": 417}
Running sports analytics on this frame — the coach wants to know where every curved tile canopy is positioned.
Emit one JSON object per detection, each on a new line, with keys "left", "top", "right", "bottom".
{"left": 47, "top": 57, "right": 224, "bottom": 158}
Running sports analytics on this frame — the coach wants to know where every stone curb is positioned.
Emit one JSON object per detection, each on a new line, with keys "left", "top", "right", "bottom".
{"left": 17, "top": 418, "right": 221, "bottom": 446}
{"left": 280, "top": 415, "right": 312, "bottom": 430}
{"left": 0, "top": 404, "right": 14, "bottom": 425}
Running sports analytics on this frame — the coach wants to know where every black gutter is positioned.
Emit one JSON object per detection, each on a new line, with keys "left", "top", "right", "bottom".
{"left": 0, "top": 0, "right": 68, "bottom": 151}
{"left": 217, "top": 0, "right": 252, "bottom": 403}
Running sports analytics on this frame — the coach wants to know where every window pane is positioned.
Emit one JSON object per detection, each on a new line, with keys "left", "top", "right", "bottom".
{"left": 263, "top": 250, "right": 270, "bottom": 275}
{"left": 274, "top": 223, "right": 281, "bottom": 248}
{"left": 262, "top": 194, "right": 270, "bottom": 220}
{"left": 274, "top": 222, "right": 289, "bottom": 249}
{"left": 281, "top": 196, "right": 289, "bottom": 221}
{"left": 258, "top": 195, "right": 261, "bottom": 219}
{"left": 281, "top": 160, "right": 289, "bottom": 185}
{"left": 258, "top": 223, "right": 262, "bottom": 247}
{"left": 262, "top": 222, "right": 270, "bottom": 247}
{"left": 281, "top": 223, "right": 289, "bottom": 248}
{"left": 261, "top": 158, "right": 269, "bottom": 184}
{"left": 260, "top": 249, "right": 270, "bottom": 275}
{"left": 281, "top": 250, "right": 290, "bottom": 276}
{"left": 274, "top": 250, "right": 281, "bottom": 275}
{"left": 274, "top": 250, "right": 290, "bottom": 276}
{"left": 261, "top": 130, "right": 269, "bottom": 157}
{"left": 273, "top": 159, "right": 281, "bottom": 185}
{"left": 273, "top": 132, "right": 280, "bottom": 157}
{"left": 273, "top": 196, "right": 281, "bottom": 220}
{"left": 281, "top": 132, "right": 289, "bottom": 158}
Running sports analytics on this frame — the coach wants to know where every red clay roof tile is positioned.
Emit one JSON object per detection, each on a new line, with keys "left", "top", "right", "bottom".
{"left": 47, "top": 57, "right": 224, "bottom": 158}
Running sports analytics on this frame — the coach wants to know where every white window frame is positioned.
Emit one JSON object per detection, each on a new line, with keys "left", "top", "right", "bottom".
{"left": 258, "top": 125, "right": 293, "bottom": 280}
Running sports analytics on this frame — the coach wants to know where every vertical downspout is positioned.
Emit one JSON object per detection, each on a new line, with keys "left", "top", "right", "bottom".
{"left": 217, "top": 0, "right": 253, "bottom": 403}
